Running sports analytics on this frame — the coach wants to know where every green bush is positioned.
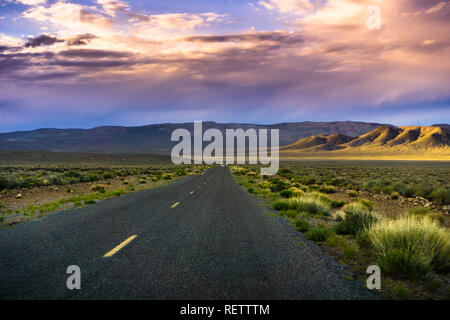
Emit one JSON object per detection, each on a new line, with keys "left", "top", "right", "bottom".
{"left": 90, "top": 184, "right": 106, "bottom": 193}
{"left": 408, "top": 207, "right": 431, "bottom": 216}
{"left": 274, "top": 193, "right": 331, "bottom": 216}
{"left": 279, "top": 189, "right": 294, "bottom": 198}
{"left": 391, "top": 191, "right": 400, "bottom": 200}
{"left": 306, "top": 227, "right": 331, "bottom": 241}
{"left": 281, "top": 209, "right": 298, "bottom": 218}
{"left": 326, "top": 234, "right": 348, "bottom": 248}
{"left": 331, "top": 200, "right": 347, "bottom": 209}
{"left": 430, "top": 188, "right": 450, "bottom": 205}
{"left": 273, "top": 200, "right": 290, "bottom": 211}
{"left": 295, "top": 218, "right": 310, "bottom": 232}
{"left": 335, "top": 203, "right": 379, "bottom": 235}
{"left": 269, "top": 179, "right": 290, "bottom": 192}
{"left": 362, "top": 216, "right": 450, "bottom": 280}
{"left": 347, "top": 190, "right": 358, "bottom": 197}
{"left": 319, "top": 185, "right": 337, "bottom": 193}
{"left": 394, "top": 285, "right": 411, "bottom": 300}
{"left": 357, "top": 199, "right": 374, "bottom": 210}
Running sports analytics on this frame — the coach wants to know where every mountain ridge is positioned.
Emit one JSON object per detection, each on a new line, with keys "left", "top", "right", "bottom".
{"left": 280, "top": 125, "right": 450, "bottom": 159}
{"left": 0, "top": 121, "right": 386, "bottom": 155}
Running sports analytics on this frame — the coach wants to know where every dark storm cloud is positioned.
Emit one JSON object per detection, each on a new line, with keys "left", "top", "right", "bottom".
{"left": 25, "top": 34, "right": 64, "bottom": 48}
{"left": 0, "top": 45, "right": 22, "bottom": 52}
{"left": 58, "top": 49, "right": 135, "bottom": 59}
{"left": 50, "top": 59, "right": 138, "bottom": 68}
{"left": 183, "top": 31, "right": 304, "bottom": 45}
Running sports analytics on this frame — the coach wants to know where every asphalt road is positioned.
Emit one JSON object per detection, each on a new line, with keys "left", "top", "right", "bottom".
{"left": 0, "top": 166, "right": 374, "bottom": 299}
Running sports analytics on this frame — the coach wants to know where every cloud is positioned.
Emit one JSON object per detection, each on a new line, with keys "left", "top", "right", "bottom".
{"left": 16, "top": 0, "right": 46, "bottom": 5}
{"left": 25, "top": 34, "right": 63, "bottom": 47}
{"left": 182, "top": 31, "right": 303, "bottom": 45}
{"left": 129, "top": 12, "right": 227, "bottom": 39}
{"left": 66, "top": 33, "right": 98, "bottom": 46}
{"left": 0, "top": 0, "right": 449, "bottom": 129}
{"left": 257, "top": 0, "right": 316, "bottom": 15}
{"left": 22, "top": 1, "right": 114, "bottom": 34}
{"left": 97, "top": 0, "right": 129, "bottom": 17}
{"left": 426, "top": 1, "right": 448, "bottom": 14}
{"left": 58, "top": 48, "right": 134, "bottom": 59}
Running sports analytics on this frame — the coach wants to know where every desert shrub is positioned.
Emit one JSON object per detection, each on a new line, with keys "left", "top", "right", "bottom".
{"left": 295, "top": 217, "right": 310, "bottom": 232}
{"left": 102, "top": 171, "right": 116, "bottom": 179}
{"left": 279, "top": 189, "right": 293, "bottom": 198}
{"left": 107, "top": 189, "right": 125, "bottom": 197}
{"left": 162, "top": 173, "right": 173, "bottom": 180}
{"left": 273, "top": 193, "right": 331, "bottom": 215}
{"left": 391, "top": 191, "right": 400, "bottom": 200}
{"left": 306, "top": 226, "right": 331, "bottom": 241}
{"left": 39, "top": 202, "right": 61, "bottom": 213}
{"left": 426, "top": 279, "right": 442, "bottom": 293}
{"left": 0, "top": 176, "right": 7, "bottom": 190}
{"left": 151, "top": 176, "right": 158, "bottom": 181}
{"left": 357, "top": 199, "right": 374, "bottom": 210}
{"left": 139, "top": 178, "right": 147, "bottom": 184}
{"left": 394, "top": 285, "right": 411, "bottom": 300}
{"left": 362, "top": 216, "right": 450, "bottom": 280}
{"left": 278, "top": 168, "right": 294, "bottom": 179}
{"left": 85, "top": 199, "right": 96, "bottom": 205}
{"left": 408, "top": 207, "right": 431, "bottom": 216}
{"left": 273, "top": 200, "right": 290, "bottom": 211}
{"left": 269, "top": 179, "right": 289, "bottom": 192}
{"left": 331, "top": 200, "right": 347, "bottom": 209}
{"left": 0, "top": 215, "right": 4, "bottom": 223}
{"left": 326, "top": 234, "right": 348, "bottom": 248}
{"left": 342, "top": 246, "right": 357, "bottom": 260}
{"left": 90, "top": 184, "right": 106, "bottom": 193}
{"left": 430, "top": 188, "right": 450, "bottom": 205}
{"left": 247, "top": 187, "right": 255, "bottom": 194}
{"left": 335, "top": 203, "right": 379, "bottom": 235}
{"left": 319, "top": 185, "right": 337, "bottom": 193}
{"left": 347, "top": 190, "right": 358, "bottom": 197}
{"left": 280, "top": 209, "right": 298, "bottom": 218}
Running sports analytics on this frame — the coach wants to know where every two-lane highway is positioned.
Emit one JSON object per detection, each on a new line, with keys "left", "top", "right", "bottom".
{"left": 0, "top": 166, "right": 374, "bottom": 299}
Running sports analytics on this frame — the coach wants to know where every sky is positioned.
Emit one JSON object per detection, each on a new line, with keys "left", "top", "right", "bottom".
{"left": 0, "top": 0, "right": 449, "bottom": 132}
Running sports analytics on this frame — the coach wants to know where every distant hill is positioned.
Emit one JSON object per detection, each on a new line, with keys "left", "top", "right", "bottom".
{"left": 281, "top": 133, "right": 355, "bottom": 151}
{"left": 281, "top": 125, "right": 450, "bottom": 160}
{"left": 0, "top": 121, "right": 385, "bottom": 155}
{"left": 433, "top": 123, "right": 450, "bottom": 131}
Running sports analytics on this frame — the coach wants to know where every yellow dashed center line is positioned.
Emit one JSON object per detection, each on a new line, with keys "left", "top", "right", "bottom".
{"left": 103, "top": 235, "right": 137, "bottom": 258}
{"left": 171, "top": 202, "right": 180, "bottom": 208}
